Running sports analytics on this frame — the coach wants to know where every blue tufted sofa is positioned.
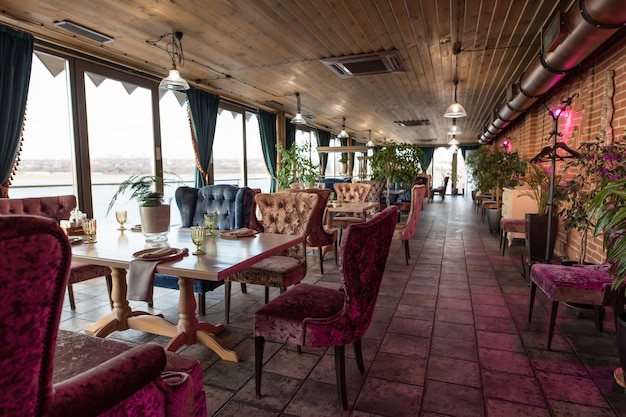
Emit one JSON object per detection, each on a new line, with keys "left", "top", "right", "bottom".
{"left": 153, "top": 184, "right": 257, "bottom": 316}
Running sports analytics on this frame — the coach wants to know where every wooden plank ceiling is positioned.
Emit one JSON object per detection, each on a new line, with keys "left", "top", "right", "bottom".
{"left": 1, "top": 0, "right": 576, "bottom": 146}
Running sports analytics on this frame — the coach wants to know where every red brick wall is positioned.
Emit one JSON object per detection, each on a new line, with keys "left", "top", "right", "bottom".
{"left": 499, "top": 29, "right": 626, "bottom": 264}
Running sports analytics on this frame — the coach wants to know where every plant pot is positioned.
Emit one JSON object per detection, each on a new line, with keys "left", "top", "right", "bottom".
{"left": 339, "top": 163, "right": 348, "bottom": 175}
{"left": 140, "top": 204, "right": 170, "bottom": 242}
{"left": 486, "top": 208, "right": 501, "bottom": 234}
{"left": 525, "top": 214, "right": 558, "bottom": 262}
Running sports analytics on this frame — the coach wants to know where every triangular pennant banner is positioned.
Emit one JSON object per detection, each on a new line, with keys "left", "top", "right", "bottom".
{"left": 86, "top": 72, "right": 107, "bottom": 87}
{"left": 121, "top": 81, "right": 138, "bottom": 95}
{"left": 34, "top": 51, "right": 66, "bottom": 78}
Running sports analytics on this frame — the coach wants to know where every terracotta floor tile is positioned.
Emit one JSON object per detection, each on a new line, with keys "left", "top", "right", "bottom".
{"left": 60, "top": 197, "right": 626, "bottom": 416}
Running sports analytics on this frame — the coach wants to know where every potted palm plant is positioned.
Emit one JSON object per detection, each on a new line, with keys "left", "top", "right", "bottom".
{"left": 589, "top": 177, "right": 626, "bottom": 384}
{"left": 338, "top": 153, "right": 349, "bottom": 175}
{"left": 107, "top": 174, "right": 171, "bottom": 242}
{"left": 521, "top": 162, "right": 564, "bottom": 263}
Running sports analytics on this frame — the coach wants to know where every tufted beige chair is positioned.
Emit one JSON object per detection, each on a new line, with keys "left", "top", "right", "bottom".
{"left": 224, "top": 192, "right": 319, "bottom": 323}
{"left": 329, "top": 182, "right": 372, "bottom": 234}
{"left": 289, "top": 188, "right": 338, "bottom": 274}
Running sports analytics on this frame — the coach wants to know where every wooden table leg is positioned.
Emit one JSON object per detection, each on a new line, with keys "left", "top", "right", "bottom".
{"left": 84, "top": 267, "right": 132, "bottom": 336}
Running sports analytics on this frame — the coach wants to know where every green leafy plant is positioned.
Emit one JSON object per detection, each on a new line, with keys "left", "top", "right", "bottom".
{"left": 369, "top": 141, "right": 423, "bottom": 206}
{"left": 338, "top": 153, "right": 348, "bottom": 164}
{"left": 107, "top": 175, "right": 167, "bottom": 215}
{"left": 521, "top": 162, "right": 565, "bottom": 216}
{"left": 589, "top": 178, "right": 626, "bottom": 290}
{"left": 466, "top": 145, "right": 525, "bottom": 203}
{"left": 276, "top": 142, "right": 319, "bottom": 189}
{"left": 560, "top": 139, "right": 626, "bottom": 264}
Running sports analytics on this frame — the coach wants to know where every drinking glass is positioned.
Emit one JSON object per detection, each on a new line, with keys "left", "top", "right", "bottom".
{"left": 82, "top": 218, "right": 97, "bottom": 244}
{"left": 190, "top": 226, "right": 206, "bottom": 255}
{"left": 204, "top": 213, "right": 217, "bottom": 237}
{"left": 115, "top": 210, "right": 127, "bottom": 231}
{"left": 337, "top": 194, "right": 344, "bottom": 207}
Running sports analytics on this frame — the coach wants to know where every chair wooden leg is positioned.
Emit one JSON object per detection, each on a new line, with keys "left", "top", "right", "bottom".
{"left": 265, "top": 286, "right": 270, "bottom": 304}
{"left": 255, "top": 336, "right": 264, "bottom": 398}
{"left": 353, "top": 339, "right": 365, "bottom": 374}
{"left": 318, "top": 247, "right": 324, "bottom": 275}
{"left": 334, "top": 241, "right": 339, "bottom": 265}
{"left": 241, "top": 283, "right": 247, "bottom": 294}
{"left": 594, "top": 305, "right": 603, "bottom": 332}
{"left": 403, "top": 239, "right": 410, "bottom": 265}
{"left": 224, "top": 280, "right": 231, "bottom": 324}
{"left": 334, "top": 345, "right": 348, "bottom": 410}
{"left": 67, "top": 284, "right": 76, "bottom": 310}
{"left": 105, "top": 275, "right": 113, "bottom": 309}
{"left": 197, "top": 293, "right": 206, "bottom": 316}
{"left": 528, "top": 282, "right": 537, "bottom": 323}
{"left": 547, "top": 300, "right": 559, "bottom": 350}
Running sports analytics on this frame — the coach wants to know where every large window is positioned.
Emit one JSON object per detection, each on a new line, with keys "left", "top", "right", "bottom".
{"left": 12, "top": 46, "right": 272, "bottom": 226}
{"left": 12, "top": 51, "right": 74, "bottom": 198}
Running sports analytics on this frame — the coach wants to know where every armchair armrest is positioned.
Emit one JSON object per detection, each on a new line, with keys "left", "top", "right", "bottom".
{"left": 49, "top": 343, "right": 166, "bottom": 417}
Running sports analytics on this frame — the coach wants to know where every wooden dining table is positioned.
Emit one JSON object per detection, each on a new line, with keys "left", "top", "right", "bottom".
{"left": 71, "top": 226, "right": 304, "bottom": 362}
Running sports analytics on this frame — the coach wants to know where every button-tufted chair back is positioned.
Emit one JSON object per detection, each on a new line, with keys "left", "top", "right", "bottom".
{"left": 289, "top": 188, "right": 338, "bottom": 274}
{"left": 0, "top": 195, "right": 76, "bottom": 221}
{"left": 175, "top": 185, "right": 254, "bottom": 229}
{"left": 255, "top": 191, "right": 319, "bottom": 261}
{"left": 333, "top": 182, "right": 371, "bottom": 203}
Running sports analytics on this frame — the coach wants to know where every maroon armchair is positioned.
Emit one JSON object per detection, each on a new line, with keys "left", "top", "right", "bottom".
{"left": 253, "top": 206, "right": 398, "bottom": 409}
{"left": 393, "top": 184, "right": 426, "bottom": 265}
{"left": 0, "top": 195, "right": 112, "bottom": 310}
{"left": 0, "top": 214, "right": 202, "bottom": 417}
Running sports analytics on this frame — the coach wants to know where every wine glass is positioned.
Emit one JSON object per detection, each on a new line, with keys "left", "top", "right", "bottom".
{"left": 204, "top": 213, "right": 217, "bottom": 236}
{"left": 115, "top": 210, "right": 127, "bottom": 231}
{"left": 190, "top": 226, "right": 206, "bottom": 255}
{"left": 337, "top": 194, "right": 344, "bottom": 207}
{"left": 82, "top": 218, "right": 97, "bottom": 244}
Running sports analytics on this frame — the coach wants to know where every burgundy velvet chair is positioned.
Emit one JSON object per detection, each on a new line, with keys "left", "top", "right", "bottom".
{"left": 0, "top": 214, "right": 202, "bottom": 417}
{"left": 393, "top": 184, "right": 426, "bottom": 265}
{"left": 253, "top": 206, "right": 398, "bottom": 409}
{"left": 225, "top": 192, "right": 319, "bottom": 323}
{"left": 0, "top": 195, "right": 112, "bottom": 311}
{"left": 528, "top": 262, "right": 626, "bottom": 350}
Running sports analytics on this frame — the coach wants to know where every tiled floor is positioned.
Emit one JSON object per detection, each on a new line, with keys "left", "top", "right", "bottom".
{"left": 60, "top": 195, "right": 626, "bottom": 416}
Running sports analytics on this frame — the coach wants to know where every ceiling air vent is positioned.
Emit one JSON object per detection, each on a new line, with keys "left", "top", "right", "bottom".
{"left": 54, "top": 20, "right": 114, "bottom": 43}
{"left": 395, "top": 119, "right": 430, "bottom": 127}
{"left": 321, "top": 50, "right": 405, "bottom": 78}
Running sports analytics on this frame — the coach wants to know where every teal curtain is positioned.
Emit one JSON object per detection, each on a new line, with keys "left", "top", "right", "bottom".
{"left": 259, "top": 110, "right": 277, "bottom": 192}
{"left": 0, "top": 26, "right": 34, "bottom": 197}
{"left": 316, "top": 129, "right": 330, "bottom": 176}
{"left": 419, "top": 146, "right": 435, "bottom": 174}
{"left": 460, "top": 145, "right": 479, "bottom": 159}
{"left": 285, "top": 118, "right": 296, "bottom": 149}
{"left": 187, "top": 87, "right": 220, "bottom": 187}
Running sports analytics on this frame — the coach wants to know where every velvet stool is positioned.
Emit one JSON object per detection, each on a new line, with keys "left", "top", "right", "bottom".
{"left": 528, "top": 263, "right": 625, "bottom": 350}
{"left": 499, "top": 218, "right": 525, "bottom": 255}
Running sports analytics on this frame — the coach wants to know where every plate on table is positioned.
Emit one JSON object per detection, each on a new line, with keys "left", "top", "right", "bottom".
{"left": 132, "top": 247, "right": 188, "bottom": 261}
{"left": 220, "top": 228, "right": 258, "bottom": 239}
{"left": 69, "top": 236, "right": 83, "bottom": 245}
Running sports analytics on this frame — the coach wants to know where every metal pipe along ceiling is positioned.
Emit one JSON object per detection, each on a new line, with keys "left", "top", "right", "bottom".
{"left": 479, "top": 0, "right": 626, "bottom": 143}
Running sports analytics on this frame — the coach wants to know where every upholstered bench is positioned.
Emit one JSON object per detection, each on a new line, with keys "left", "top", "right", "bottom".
{"left": 528, "top": 263, "right": 625, "bottom": 350}
{"left": 499, "top": 218, "right": 525, "bottom": 255}
{"left": 55, "top": 330, "right": 206, "bottom": 417}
